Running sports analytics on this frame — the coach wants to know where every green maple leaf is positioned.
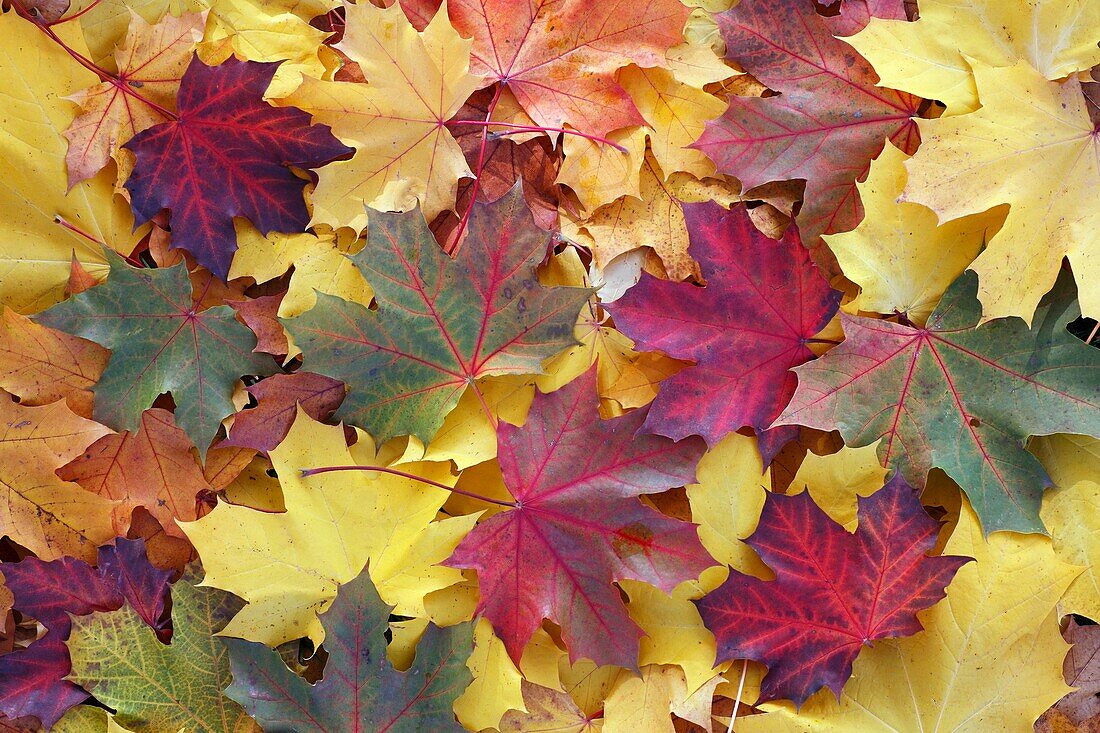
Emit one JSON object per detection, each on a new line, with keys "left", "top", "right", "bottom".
{"left": 65, "top": 566, "right": 258, "bottom": 733}
{"left": 36, "top": 250, "right": 272, "bottom": 457}
{"left": 283, "top": 187, "right": 590, "bottom": 444}
{"left": 224, "top": 568, "right": 472, "bottom": 732}
{"left": 777, "top": 269, "right": 1100, "bottom": 534}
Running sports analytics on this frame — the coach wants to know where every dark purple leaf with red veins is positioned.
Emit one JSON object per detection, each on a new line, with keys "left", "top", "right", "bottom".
{"left": 98, "top": 539, "right": 173, "bottom": 635}
{"left": 446, "top": 368, "right": 710, "bottom": 669}
{"left": 696, "top": 475, "right": 969, "bottom": 706}
{"left": 693, "top": 0, "right": 921, "bottom": 266}
{"left": 221, "top": 372, "right": 346, "bottom": 453}
{"left": 0, "top": 540, "right": 170, "bottom": 727}
{"left": 606, "top": 203, "right": 841, "bottom": 447}
{"left": 124, "top": 56, "right": 352, "bottom": 279}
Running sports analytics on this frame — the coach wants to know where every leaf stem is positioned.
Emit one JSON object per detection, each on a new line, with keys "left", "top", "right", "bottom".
{"left": 727, "top": 658, "right": 749, "bottom": 733}
{"left": 449, "top": 119, "right": 628, "bottom": 152}
{"left": 11, "top": 0, "right": 179, "bottom": 121}
{"left": 54, "top": 216, "right": 146, "bottom": 268}
{"left": 446, "top": 83, "right": 505, "bottom": 256}
{"left": 805, "top": 337, "right": 841, "bottom": 345}
{"left": 299, "top": 464, "right": 517, "bottom": 508}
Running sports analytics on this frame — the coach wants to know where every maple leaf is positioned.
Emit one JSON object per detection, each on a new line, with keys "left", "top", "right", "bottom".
{"left": 606, "top": 202, "right": 840, "bottom": 446}
{"left": 195, "top": 0, "right": 331, "bottom": 98}
{"left": 693, "top": 0, "right": 921, "bottom": 255}
{"left": 63, "top": 11, "right": 203, "bottom": 186}
{"left": 66, "top": 565, "right": 257, "bottom": 733}
{"left": 697, "top": 476, "right": 968, "bottom": 706}
{"left": 403, "top": 0, "right": 690, "bottom": 136}
{"left": 225, "top": 567, "right": 472, "bottom": 732}
{"left": 285, "top": 188, "right": 589, "bottom": 445}
{"left": 776, "top": 269, "right": 1100, "bottom": 534}
{"left": 36, "top": 250, "right": 274, "bottom": 458}
{"left": 446, "top": 368, "right": 710, "bottom": 669}
{"left": 0, "top": 539, "right": 169, "bottom": 728}
{"left": 437, "top": 87, "right": 563, "bottom": 242}
{"left": 844, "top": 0, "right": 1100, "bottom": 113}
{"left": 57, "top": 408, "right": 219, "bottom": 538}
{"left": 283, "top": 1, "right": 480, "bottom": 233}
{"left": 499, "top": 681, "right": 597, "bottom": 732}
{"left": 123, "top": 56, "right": 352, "bottom": 279}
{"left": 736, "top": 499, "right": 1077, "bottom": 732}
{"left": 221, "top": 372, "right": 345, "bottom": 453}
{"left": 900, "top": 62, "right": 1099, "bottom": 323}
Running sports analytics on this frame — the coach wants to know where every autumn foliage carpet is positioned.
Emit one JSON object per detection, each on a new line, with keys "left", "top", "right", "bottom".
{"left": 0, "top": 0, "right": 1097, "bottom": 731}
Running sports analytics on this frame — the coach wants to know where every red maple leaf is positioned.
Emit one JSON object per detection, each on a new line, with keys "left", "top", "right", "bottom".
{"left": 696, "top": 476, "right": 969, "bottom": 706}
{"left": 124, "top": 57, "right": 352, "bottom": 279}
{"left": 693, "top": 0, "right": 921, "bottom": 265}
{"left": 0, "top": 540, "right": 170, "bottom": 728}
{"left": 446, "top": 368, "right": 710, "bottom": 668}
{"left": 606, "top": 203, "right": 840, "bottom": 446}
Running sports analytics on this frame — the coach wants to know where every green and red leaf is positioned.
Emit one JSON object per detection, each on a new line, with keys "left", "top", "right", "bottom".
{"left": 225, "top": 567, "right": 472, "bottom": 732}
{"left": 284, "top": 187, "right": 589, "bottom": 445}
{"left": 776, "top": 270, "right": 1100, "bottom": 533}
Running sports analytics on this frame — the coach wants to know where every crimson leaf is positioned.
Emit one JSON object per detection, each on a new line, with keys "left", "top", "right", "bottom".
{"left": 607, "top": 202, "right": 840, "bottom": 446}
{"left": 446, "top": 368, "right": 710, "bottom": 669}
{"left": 696, "top": 476, "right": 969, "bottom": 706}
{"left": 694, "top": 0, "right": 921, "bottom": 262}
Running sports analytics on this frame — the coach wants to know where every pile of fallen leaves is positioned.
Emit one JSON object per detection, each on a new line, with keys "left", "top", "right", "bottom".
{"left": 0, "top": 0, "right": 1097, "bottom": 730}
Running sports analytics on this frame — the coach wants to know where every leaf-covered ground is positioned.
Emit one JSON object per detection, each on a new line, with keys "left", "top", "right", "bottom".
{"left": 0, "top": 0, "right": 1097, "bottom": 731}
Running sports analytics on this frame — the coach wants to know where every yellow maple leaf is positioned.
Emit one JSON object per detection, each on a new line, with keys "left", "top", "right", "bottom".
{"left": 902, "top": 61, "right": 1099, "bottom": 323}
{"left": 180, "top": 408, "right": 475, "bottom": 646}
{"left": 0, "top": 13, "right": 141, "bottom": 314}
{"left": 64, "top": 10, "right": 203, "bottom": 187}
{"left": 196, "top": 0, "right": 334, "bottom": 98}
{"left": 500, "top": 680, "right": 601, "bottom": 732}
{"left": 228, "top": 223, "right": 372, "bottom": 317}
{"left": 787, "top": 442, "right": 889, "bottom": 531}
{"left": 1037, "top": 433, "right": 1100, "bottom": 621}
{"left": 0, "top": 394, "right": 116, "bottom": 562}
{"left": 685, "top": 431, "right": 771, "bottom": 583}
{"left": 619, "top": 65, "right": 728, "bottom": 181}
{"left": 623, "top": 581, "right": 721, "bottom": 694}
{"left": 283, "top": 1, "right": 479, "bottom": 233}
{"left": 603, "top": 665, "right": 720, "bottom": 733}
{"left": 845, "top": 0, "right": 1100, "bottom": 113}
{"left": 738, "top": 498, "right": 1080, "bottom": 733}
{"left": 824, "top": 141, "right": 1006, "bottom": 325}
{"left": 558, "top": 127, "right": 648, "bottom": 214}
{"left": 563, "top": 154, "right": 740, "bottom": 281}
